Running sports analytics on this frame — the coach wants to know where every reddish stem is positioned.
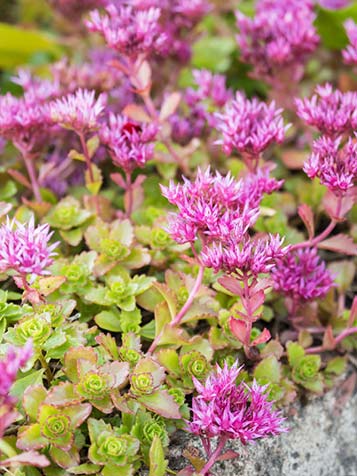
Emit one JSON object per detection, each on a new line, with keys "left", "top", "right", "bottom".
{"left": 305, "top": 326, "right": 357, "bottom": 354}
{"left": 125, "top": 171, "right": 134, "bottom": 217}
{"left": 23, "top": 154, "right": 41, "bottom": 202}
{"left": 78, "top": 131, "right": 100, "bottom": 215}
{"left": 200, "top": 436, "right": 228, "bottom": 476}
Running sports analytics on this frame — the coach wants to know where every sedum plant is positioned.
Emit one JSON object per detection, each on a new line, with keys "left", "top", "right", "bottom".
{"left": 0, "top": 0, "right": 356, "bottom": 475}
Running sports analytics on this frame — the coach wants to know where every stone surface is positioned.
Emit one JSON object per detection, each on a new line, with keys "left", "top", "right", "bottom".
{"left": 168, "top": 385, "right": 357, "bottom": 476}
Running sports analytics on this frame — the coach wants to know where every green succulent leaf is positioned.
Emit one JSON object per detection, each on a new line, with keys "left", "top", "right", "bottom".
{"left": 149, "top": 435, "right": 168, "bottom": 476}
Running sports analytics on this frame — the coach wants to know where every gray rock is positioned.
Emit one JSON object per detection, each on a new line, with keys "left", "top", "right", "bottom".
{"left": 168, "top": 387, "right": 357, "bottom": 476}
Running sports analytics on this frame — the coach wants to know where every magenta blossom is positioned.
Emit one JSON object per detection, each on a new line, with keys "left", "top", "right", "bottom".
{"left": 201, "top": 235, "right": 288, "bottom": 276}
{"left": 0, "top": 217, "right": 58, "bottom": 280}
{"left": 0, "top": 93, "right": 52, "bottom": 155}
{"left": 304, "top": 136, "right": 357, "bottom": 194}
{"left": 295, "top": 83, "right": 357, "bottom": 137}
{"left": 216, "top": 93, "right": 289, "bottom": 159}
{"left": 86, "top": 5, "right": 166, "bottom": 58}
{"left": 0, "top": 341, "right": 32, "bottom": 437}
{"left": 161, "top": 168, "right": 261, "bottom": 245}
{"left": 0, "top": 341, "right": 33, "bottom": 401}
{"left": 50, "top": 89, "right": 107, "bottom": 133}
{"left": 187, "top": 362, "right": 287, "bottom": 443}
{"left": 318, "top": 0, "right": 351, "bottom": 8}
{"left": 343, "top": 19, "right": 357, "bottom": 66}
{"left": 272, "top": 248, "right": 334, "bottom": 302}
{"left": 100, "top": 114, "right": 157, "bottom": 173}
{"left": 236, "top": 0, "right": 319, "bottom": 84}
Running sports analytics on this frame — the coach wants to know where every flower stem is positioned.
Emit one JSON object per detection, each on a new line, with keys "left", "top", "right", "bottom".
{"left": 305, "top": 326, "right": 357, "bottom": 354}
{"left": 200, "top": 436, "right": 228, "bottom": 476}
{"left": 125, "top": 171, "right": 134, "bottom": 217}
{"left": 23, "top": 154, "right": 41, "bottom": 202}
{"left": 290, "top": 219, "right": 337, "bottom": 251}
{"left": 147, "top": 264, "right": 205, "bottom": 354}
{"left": 78, "top": 131, "right": 100, "bottom": 215}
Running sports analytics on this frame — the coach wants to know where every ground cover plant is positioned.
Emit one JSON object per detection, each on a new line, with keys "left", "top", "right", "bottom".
{"left": 0, "top": 0, "right": 356, "bottom": 475}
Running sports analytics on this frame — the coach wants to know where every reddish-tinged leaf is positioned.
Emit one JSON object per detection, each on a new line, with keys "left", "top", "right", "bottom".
{"left": 0, "top": 451, "right": 50, "bottom": 468}
{"left": 323, "top": 189, "right": 355, "bottom": 221}
{"left": 159, "top": 92, "right": 181, "bottom": 121}
{"left": 217, "top": 450, "right": 240, "bottom": 462}
{"left": 45, "top": 382, "right": 81, "bottom": 406}
{"left": 229, "top": 317, "right": 248, "bottom": 344}
{"left": 137, "top": 390, "right": 181, "bottom": 419}
{"left": 37, "top": 276, "right": 66, "bottom": 296}
{"left": 249, "top": 290, "right": 265, "bottom": 314}
{"left": 318, "top": 234, "right": 357, "bottom": 256}
{"left": 122, "top": 104, "right": 151, "bottom": 123}
{"left": 219, "top": 276, "right": 243, "bottom": 297}
{"left": 50, "top": 446, "right": 80, "bottom": 469}
{"left": 252, "top": 328, "right": 271, "bottom": 347}
{"left": 298, "top": 204, "right": 314, "bottom": 240}
{"left": 110, "top": 173, "right": 126, "bottom": 188}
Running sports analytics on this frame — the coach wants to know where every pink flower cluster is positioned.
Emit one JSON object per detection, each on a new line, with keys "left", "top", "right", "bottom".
{"left": 161, "top": 168, "right": 265, "bottom": 245}
{"left": 0, "top": 71, "right": 58, "bottom": 155}
{"left": 100, "top": 114, "right": 157, "bottom": 173}
{"left": 343, "top": 19, "right": 357, "bottom": 66}
{"left": 236, "top": 0, "right": 319, "bottom": 84}
{"left": 187, "top": 362, "right": 287, "bottom": 443}
{"left": 304, "top": 136, "right": 357, "bottom": 193}
{"left": 0, "top": 341, "right": 32, "bottom": 437}
{"left": 216, "top": 93, "right": 288, "bottom": 160}
{"left": 86, "top": 5, "right": 167, "bottom": 58}
{"left": 0, "top": 341, "right": 32, "bottom": 402}
{"left": 295, "top": 83, "right": 357, "bottom": 137}
{"left": 170, "top": 69, "right": 231, "bottom": 145}
{"left": 272, "top": 248, "right": 334, "bottom": 302}
{"left": 0, "top": 217, "right": 58, "bottom": 280}
{"left": 201, "top": 235, "right": 287, "bottom": 276}
{"left": 50, "top": 89, "right": 107, "bottom": 133}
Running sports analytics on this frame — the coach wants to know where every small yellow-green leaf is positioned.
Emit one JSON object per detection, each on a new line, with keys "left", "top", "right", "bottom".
{"left": 85, "top": 164, "right": 103, "bottom": 195}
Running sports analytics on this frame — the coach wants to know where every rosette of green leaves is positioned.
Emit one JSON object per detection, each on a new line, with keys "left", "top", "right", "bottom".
{"left": 85, "top": 266, "right": 154, "bottom": 312}
{"left": 0, "top": 289, "right": 32, "bottom": 342}
{"left": 130, "top": 410, "right": 169, "bottom": 461}
{"left": 51, "top": 251, "right": 97, "bottom": 296}
{"left": 179, "top": 351, "right": 210, "bottom": 387}
{"left": 135, "top": 222, "right": 190, "bottom": 267}
{"left": 4, "top": 302, "right": 89, "bottom": 361}
{"left": 49, "top": 346, "right": 130, "bottom": 413}
{"left": 4, "top": 312, "right": 52, "bottom": 348}
{"left": 45, "top": 196, "right": 93, "bottom": 246}
{"left": 85, "top": 218, "right": 150, "bottom": 275}
{"left": 129, "top": 358, "right": 181, "bottom": 419}
{"left": 18, "top": 384, "right": 92, "bottom": 468}
{"left": 287, "top": 342, "right": 323, "bottom": 393}
{"left": 118, "top": 333, "right": 142, "bottom": 367}
{"left": 88, "top": 418, "right": 139, "bottom": 475}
